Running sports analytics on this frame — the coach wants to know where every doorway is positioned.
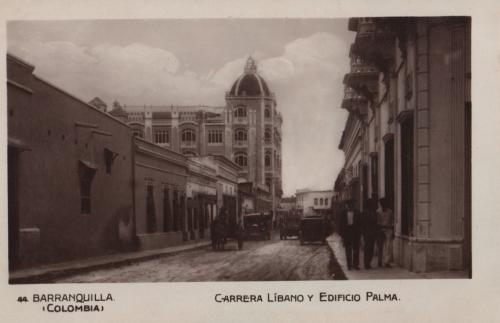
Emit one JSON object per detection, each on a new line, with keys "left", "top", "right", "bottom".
{"left": 8, "top": 146, "right": 20, "bottom": 269}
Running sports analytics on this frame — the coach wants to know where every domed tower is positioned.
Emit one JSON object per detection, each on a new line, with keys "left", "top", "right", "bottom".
{"left": 225, "top": 57, "right": 282, "bottom": 201}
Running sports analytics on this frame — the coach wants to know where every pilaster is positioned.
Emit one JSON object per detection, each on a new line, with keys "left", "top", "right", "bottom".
{"left": 415, "top": 20, "right": 431, "bottom": 240}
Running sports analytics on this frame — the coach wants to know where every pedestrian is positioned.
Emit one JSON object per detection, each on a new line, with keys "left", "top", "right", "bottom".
{"left": 340, "top": 199, "right": 361, "bottom": 270}
{"left": 377, "top": 197, "right": 394, "bottom": 268}
{"left": 362, "top": 198, "right": 378, "bottom": 269}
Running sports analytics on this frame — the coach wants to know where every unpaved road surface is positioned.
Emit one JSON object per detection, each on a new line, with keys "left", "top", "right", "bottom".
{"left": 53, "top": 234, "right": 334, "bottom": 282}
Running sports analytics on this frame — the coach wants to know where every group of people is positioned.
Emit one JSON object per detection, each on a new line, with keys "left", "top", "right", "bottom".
{"left": 339, "top": 197, "right": 394, "bottom": 270}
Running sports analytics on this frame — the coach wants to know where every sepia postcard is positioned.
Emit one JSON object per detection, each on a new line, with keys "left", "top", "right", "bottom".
{"left": 0, "top": 0, "right": 499, "bottom": 322}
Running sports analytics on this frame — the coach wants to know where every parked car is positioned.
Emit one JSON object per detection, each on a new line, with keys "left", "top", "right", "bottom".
{"left": 243, "top": 213, "right": 272, "bottom": 240}
{"left": 299, "top": 216, "right": 328, "bottom": 245}
{"left": 279, "top": 212, "right": 300, "bottom": 240}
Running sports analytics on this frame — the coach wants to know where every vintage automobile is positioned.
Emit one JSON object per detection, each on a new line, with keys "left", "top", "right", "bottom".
{"left": 243, "top": 212, "right": 272, "bottom": 240}
{"left": 299, "top": 216, "right": 328, "bottom": 245}
{"left": 279, "top": 212, "right": 301, "bottom": 240}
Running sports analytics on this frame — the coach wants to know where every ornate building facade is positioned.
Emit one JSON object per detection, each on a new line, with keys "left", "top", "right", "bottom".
{"left": 111, "top": 57, "right": 283, "bottom": 215}
{"left": 334, "top": 17, "right": 471, "bottom": 274}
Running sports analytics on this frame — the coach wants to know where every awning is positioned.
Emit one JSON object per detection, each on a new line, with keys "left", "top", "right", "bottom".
{"left": 79, "top": 159, "right": 98, "bottom": 170}
{"left": 8, "top": 138, "right": 31, "bottom": 151}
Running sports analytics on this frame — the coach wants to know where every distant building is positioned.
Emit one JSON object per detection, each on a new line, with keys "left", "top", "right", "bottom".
{"left": 190, "top": 155, "right": 241, "bottom": 223}
{"left": 113, "top": 57, "right": 283, "bottom": 219}
{"left": 88, "top": 97, "right": 108, "bottom": 112}
{"left": 238, "top": 182, "right": 272, "bottom": 216}
{"left": 295, "top": 189, "right": 334, "bottom": 217}
{"left": 133, "top": 136, "right": 189, "bottom": 250}
{"left": 185, "top": 157, "right": 218, "bottom": 241}
{"left": 279, "top": 196, "right": 297, "bottom": 211}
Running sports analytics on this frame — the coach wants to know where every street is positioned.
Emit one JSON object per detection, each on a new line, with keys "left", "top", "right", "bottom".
{"left": 52, "top": 234, "right": 336, "bottom": 283}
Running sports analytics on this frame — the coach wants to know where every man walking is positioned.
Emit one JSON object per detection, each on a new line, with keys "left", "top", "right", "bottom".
{"left": 340, "top": 199, "right": 361, "bottom": 270}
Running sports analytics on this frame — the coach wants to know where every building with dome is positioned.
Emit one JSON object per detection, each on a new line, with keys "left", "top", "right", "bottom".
{"left": 114, "top": 57, "right": 283, "bottom": 216}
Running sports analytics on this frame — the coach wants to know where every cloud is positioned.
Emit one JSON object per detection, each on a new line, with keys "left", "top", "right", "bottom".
{"left": 8, "top": 40, "right": 225, "bottom": 106}
{"left": 8, "top": 31, "right": 350, "bottom": 195}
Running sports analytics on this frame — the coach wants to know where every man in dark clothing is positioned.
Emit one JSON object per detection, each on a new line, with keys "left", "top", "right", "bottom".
{"left": 340, "top": 199, "right": 362, "bottom": 270}
{"left": 362, "top": 199, "right": 378, "bottom": 269}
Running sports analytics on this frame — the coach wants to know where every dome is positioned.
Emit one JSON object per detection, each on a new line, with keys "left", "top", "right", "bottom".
{"left": 228, "top": 57, "right": 271, "bottom": 97}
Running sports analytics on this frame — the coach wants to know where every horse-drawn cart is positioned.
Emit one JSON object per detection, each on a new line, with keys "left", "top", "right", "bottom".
{"left": 210, "top": 217, "right": 244, "bottom": 251}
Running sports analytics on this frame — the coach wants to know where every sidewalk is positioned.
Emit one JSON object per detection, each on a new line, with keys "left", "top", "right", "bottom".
{"left": 10, "top": 240, "right": 211, "bottom": 284}
{"left": 327, "top": 233, "right": 468, "bottom": 280}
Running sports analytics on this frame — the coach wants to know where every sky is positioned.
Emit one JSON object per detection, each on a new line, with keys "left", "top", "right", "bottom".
{"left": 7, "top": 19, "right": 355, "bottom": 196}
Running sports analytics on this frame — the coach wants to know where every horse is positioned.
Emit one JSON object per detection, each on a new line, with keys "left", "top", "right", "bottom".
{"left": 211, "top": 218, "right": 227, "bottom": 250}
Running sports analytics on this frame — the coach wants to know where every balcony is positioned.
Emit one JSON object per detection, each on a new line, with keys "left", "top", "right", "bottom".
{"left": 233, "top": 116, "right": 248, "bottom": 125}
{"left": 343, "top": 58, "right": 378, "bottom": 101}
{"left": 349, "top": 18, "right": 396, "bottom": 70}
{"left": 341, "top": 87, "right": 368, "bottom": 117}
{"left": 233, "top": 140, "right": 248, "bottom": 148}
{"left": 180, "top": 141, "right": 197, "bottom": 149}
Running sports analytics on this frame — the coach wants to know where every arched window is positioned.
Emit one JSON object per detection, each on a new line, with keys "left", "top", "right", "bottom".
{"left": 325, "top": 198, "right": 329, "bottom": 206}
{"left": 264, "top": 128, "right": 271, "bottom": 143}
{"left": 265, "top": 153, "right": 271, "bottom": 167}
{"left": 314, "top": 198, "right": 318, "bottom": 206}
{"left": 181, "top": 129, "right": 196, "bottom": 142}
{"left": 320, "top": 198, "right": 324, "bottom": 206}
{"left": 265, "top": 106, "right": 271, "bottom": 118}
{"left": 234, "top": 128, "right": 247, "bottom": 142}
{"left": 234, "top": 106, "right": 246, "bottom": 118}
{"left": 234, "top": 153, "right": 247, "bottom": 167}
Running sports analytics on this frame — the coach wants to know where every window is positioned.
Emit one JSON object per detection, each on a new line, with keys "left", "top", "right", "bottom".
{"left": 234, "top": 128, "right": 247, "bottom": 142}
{"left": 181, "top": 129, "right": 196, "bottom": 142}
{"left": 154, "top": 127, "right": 169, "bottom": 144}
{"left": 131, "top": 124, "right": 144, "bottom": 138}
{"left": 265, "top": 106, "right": 271, "bottom": 118}
{"left": 79, "top": 161, "right": 96, "bottom": 214}
{"left": 172, "top": 190, "right": 179, "bottom": 231}
{"left": 325, "top": 198, "right": 329, "bottom": 206}
{"left": 234, "top": 106, "right": 246, "bottom": 118}
{"left": 163, "top": 187, "right": 171, "bottom": 232}
{"left": 314, "top": 198, "right": 318, "bottom": 206}
{"left": 320, "top": 198, "right": 324, "bottom": 206}
{"left": 146, "top": 183, "right": 157, "bottom": 233}
{"left": 400, "top": 115, "right": 414, "bottom": 236}
{"left": 234, "top": 153, "right": 247, "bottom": 167}
{"left": 208, "top": 129, "right": 223, "bottom": 144}
{"left": 104, "top": 148, "right": 118, "bottom": 174}
{"left": 265, "top": 128, "right": 271, "bottom": 143}
{"left": 371, "top": 153, "right": 379, "bottom": 200}
{"left": 265, "top": 153, "right": 271, "bottom": 167}
{"left": 384, "top": 137, "right": 395, "bottom": 211}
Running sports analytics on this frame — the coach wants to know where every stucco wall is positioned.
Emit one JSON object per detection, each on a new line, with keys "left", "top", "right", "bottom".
{"left": 8, "top": 56, "right": 134, "bottom": 266}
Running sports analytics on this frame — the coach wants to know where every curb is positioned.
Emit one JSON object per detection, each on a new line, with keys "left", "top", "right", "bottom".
{"left": 10, "top": 242, "right": 211, "bottom": 284}
{"left": 326, "top": 233, "right": 351, "bottom": 280}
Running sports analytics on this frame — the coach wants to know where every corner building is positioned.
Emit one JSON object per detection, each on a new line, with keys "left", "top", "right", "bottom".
{"left": 335, "top": 17, "right": 471, "bottom": 274}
